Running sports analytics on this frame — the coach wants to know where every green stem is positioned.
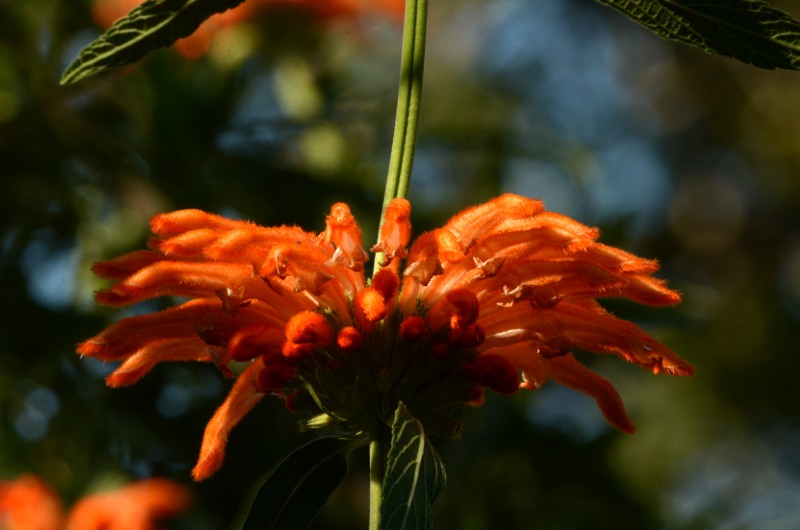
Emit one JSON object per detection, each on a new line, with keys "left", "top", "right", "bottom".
{"left": 368, "top": 421, "right": 389, "bottom": 530}
{"left": 374, "top": 0, "right": 429, "bottom": 276}
{"left": 369, "top": 1, "right": 429, "bottom": 522}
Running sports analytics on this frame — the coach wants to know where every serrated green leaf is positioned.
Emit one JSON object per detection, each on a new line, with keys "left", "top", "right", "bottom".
{"left": 60, "top": 0, "right": 245, "bottom": 85}
{"left": 240, "top": 436, "right": 361, "bottom": 530}
{"left": 379, "top": 402, "right": 446, "bottom": 530}
{"left": 595, "top": 0, "right": 800, "bottom": 70}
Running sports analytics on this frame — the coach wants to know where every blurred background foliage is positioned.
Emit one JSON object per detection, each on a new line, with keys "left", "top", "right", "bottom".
{"left": 2, "top": 0, "right": 800, "bottom": 528}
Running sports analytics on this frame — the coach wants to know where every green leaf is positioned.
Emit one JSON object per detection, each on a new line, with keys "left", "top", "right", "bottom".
{"left": 379, "top": 402, "right": 446, "bottom": 530}
{"left": 60, "top": 0, "right": 245, "bottom": 85}
{"left": 594, "top": 0, "right": 800, "bottom": 70}
{"left": 240, "top": 436, "right": 360, "bottom": 530}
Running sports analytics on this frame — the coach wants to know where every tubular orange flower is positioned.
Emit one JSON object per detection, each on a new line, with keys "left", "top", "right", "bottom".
{"left": 78, "top": 194, "right": 692, "bottom": 480}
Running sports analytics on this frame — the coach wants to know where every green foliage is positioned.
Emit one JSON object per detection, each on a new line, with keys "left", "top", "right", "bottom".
{"left": 379, "top": 403, "right": 446, "bottom": 530}
{"left": 60, "top": 0, "right": 800, "bottom": 87}
{"left": 239, "top": 436, "right": 360, "bottom": 530}
{"left": 595, "top": 0, "right": 800, "bottom": 69}
{"left": 60, "top": 0, "right": 245, "bottom": 85}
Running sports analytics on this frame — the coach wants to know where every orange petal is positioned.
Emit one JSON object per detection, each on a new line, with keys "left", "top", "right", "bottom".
{"left": 471, "top": 219, "right": 598, "bottom": 263}
{"left": 464, "top": 354, "right": 519, "bottom": 395}
{"left": 192, "top": 361, "right": 265, "bottom": 480}
{"left": 228, "top": 325, "right": 286, "bottom": 362}
{"left": 152, "top": 228, "right": 222, "bottom": 258}
{"left": 506, "top": 348, "right": 634, "bottom": 433}
{"left": 434, "top": 228, "right": 464, "bottom": 264}
{"left": 91, "top": 250, "right": 161, "bottom": 280}
{"left": 105, "top": 339, "right": 210, "bottom": 387}
{"left": 77, "top": 299, "right": 222, "bottom": 360}
{"left": 371, "top": 198, "right": 411, "bottom": 263}
{"left": 441, "top": 194, "right": 545, "bottom": 251}
{"left": 545, "top": 354, "right": 635, "bottom": 433}
{"left": 490, "top": 258, "right": 681, "bottom": 307}
{"left": 150, "top": 209, "right": 249, "bottom": 238}
{"left": 95, "top": 261, "right": 254, "bottom": 306}
{"left": 355, "top": 288, "right": 387, "bottom": 331}
{"left": 323, "top": 202, "right": 369, "bottom": 269}
{"left": 371, "top": 268, "right": 400, "bottom": 301}
{"left": 479, "top": 301, "right": 692, "bottom": 376}
{"left": 403, "top": 231, "right": 441, "bottom": 284}
{"left": 205, "top": 225, "right": 311, "bottom": 263}
{"left": 427, "top": 289, "right": 479, "bottom": 331}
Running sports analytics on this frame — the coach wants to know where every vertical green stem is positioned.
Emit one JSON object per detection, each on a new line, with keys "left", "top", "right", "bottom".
{"left": 374, "top": 0, "right": 429, "bottom": 276}
{"left": 368, "top": 420, "right": 389, "bottom": 530}
{"left": 369, "top": 1, "right": 429, "bottom": 524}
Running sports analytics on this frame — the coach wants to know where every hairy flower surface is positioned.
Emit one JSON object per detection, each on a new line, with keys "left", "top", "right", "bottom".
{"left": 78, "top": 194, "right": 692, "bottom": 480}
{"left": 92, "top": 0, "right": 404, "bottom": 59}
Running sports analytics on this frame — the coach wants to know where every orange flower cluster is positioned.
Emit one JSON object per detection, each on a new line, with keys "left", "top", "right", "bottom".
{"left": 0, "top": 475, "right": 189, "bottom": 530}
{"left": 78, "top": 194, "right": 692, "bottom": 480}
{"left": 92, "top": 0, "right": 405, "bottom": 59}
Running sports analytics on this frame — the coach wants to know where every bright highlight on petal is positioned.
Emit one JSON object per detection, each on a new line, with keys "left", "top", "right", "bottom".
{"left": 79, "top": 194, "right": 691, "bottom": 479}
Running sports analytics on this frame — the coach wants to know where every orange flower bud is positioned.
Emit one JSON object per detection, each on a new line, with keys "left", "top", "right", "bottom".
{"left": 285, "top": 311, "right": 333, "bottom": 347}
{"left": 399, "top": 316, "right": 428, "bottom": 342}
{"left": 355, "top": 288, "right": 388, "bottom": 331}
{"left": 337, "top": 326, "right": 363, "bottom": 353}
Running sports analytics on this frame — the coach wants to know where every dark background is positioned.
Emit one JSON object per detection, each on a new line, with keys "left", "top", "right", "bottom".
{"left": 2, "top": 0, "right": 800, "bottom": 528}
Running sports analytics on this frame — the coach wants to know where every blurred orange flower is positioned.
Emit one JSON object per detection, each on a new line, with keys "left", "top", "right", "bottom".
{"left": 0, "top": 476, "right": 189, "bottom": 530}
{"left": 78, "top": 194, "right": 692, "bottom": 480}
{"left": 0, "top": 475, "right": 63, "bottom": 530}
{"left": 65, "top": 479, "right": 190, "bottom": 530}
{"left": 92, "top": 0, "right": 405, "bottom": 59}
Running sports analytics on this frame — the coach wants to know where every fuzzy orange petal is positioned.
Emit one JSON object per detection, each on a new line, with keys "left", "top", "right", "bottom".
{"left": 105, "top": 339, "right": 211, "bottom": 387}
{"left": 545, "top": 354, "right": 635, "bottom": 433}
{"left": 371, "top": 198, "right": 412, "bottom": 264}
{"left": 91, "top": 250, "right": 162, "bottom": 280}
{"left": 477, "top": 298, "right": 692, "bottom": 376}
{"left": 203, "top": 226, "right": 313, "bottom": 263}
{"left": 192, "top": 360, "right": 266, "bottom": 481}
{"left": 323, "top": 202, "right": 369, "bottom": 269}
{"left": 487, "top": 258, "right": 680, "bottom": 307}
{"left": 503, "top": 348, "right": 634, "bottom": 433}
{"left": 77, "top": 299, "right": 223, "bottom": 360}
{"left": 442, "top": 194, "right": 545, "bottom": 246}
{"left": 95, "top": 261, "right": 255, "bottom": 306}
{"left": 152, "top": 228, "right": 223, "bottom": 258}
{"left": 150, "top": 209, "right": 250, "bottom": 238}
